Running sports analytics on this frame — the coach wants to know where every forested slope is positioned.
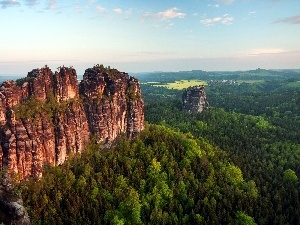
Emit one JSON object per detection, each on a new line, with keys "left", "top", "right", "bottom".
{"left": 144, "top": 79, "right": 300, "bottom": 224}
{"left": 18, "top": 125, "right": 256, "bottom": 224}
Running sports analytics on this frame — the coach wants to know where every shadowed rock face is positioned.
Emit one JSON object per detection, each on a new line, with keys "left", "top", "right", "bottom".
{"left": 0, "top": 65, "right": 144, "bottom": 180}
{"left": 182, "top": 86, "right": 209, "bottom": 114}
{"left": 0, "top": 174, "right": 31, "bottom": 225}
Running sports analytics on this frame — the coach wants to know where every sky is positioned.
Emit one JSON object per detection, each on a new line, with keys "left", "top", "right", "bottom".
{"left": 0, "top": 0, "right": 300, "bottom": 75}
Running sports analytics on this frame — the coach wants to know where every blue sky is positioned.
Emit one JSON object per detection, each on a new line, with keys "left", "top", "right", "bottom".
{"left": 0, "top": 0, "right": 299, "bottom": 75}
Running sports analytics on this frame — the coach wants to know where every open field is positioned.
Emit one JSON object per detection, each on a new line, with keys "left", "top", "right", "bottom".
{"left": 146, "top": 79, "right": 263, "bottom": 89}
{"left": 145, "top": 81, "right": 160, "bottom": 84}
{"left": 151, "top": 80, "right": 207, "bottom": 90}
{"left": 146, "top": 79, "right": 264, "bottom": 89}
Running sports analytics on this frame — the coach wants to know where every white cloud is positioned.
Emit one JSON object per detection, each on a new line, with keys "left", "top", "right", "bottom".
{"left": 222, "top": 16, "right": 234, "bottom": 25}
{"left": 0, "top": 0, "right": 20, "bottom": 8}
{"left": 218, "top": 0, "right": 235, "bottom": 4}
{"left": 125, "top": 9, "right": 132, "bottom": 15}
{"left": 96, "top": 6, "right": 105, "bottom": 13}
{"left": 274, "top": 15, "right": 300, "bottom": 25}
{"left": 88, "top": 0, "right": 95, "bottom": 4}
{"left": 200, "top": 15, "right": 234, "bottom": 26}
{"left": 142, "top": 7, "right": 186, "bottom": 23}
{"left": 156, "top": 7, "right": 186, "bottom": 20}
{"left": 201, "top": 17, "right": 222, "bottom": 26}
{"left": 165, "top": 23, "right": 174, "bottom": 29}
{"left": 47, "top": 0, "right": 56, "bottom": 9}
{"left": 113, "top": 8, "right": 122, "bottom": 14}
{"left": 153, "top": 22, "right": 174, "bottom": 30}
{"left": 123, "top": 9, "right": 133, "bottom": 20}
{"left": 26, "top": 0, "right": 38, "bottom": 6}
{"left": 74, "top": 5, "right": 80, "bottom": 13}
{"left": 208, "top": 4, "right": 220, "bottom": 8}
{"left": 247, "top": 48, "right": 285, "bottom": 56}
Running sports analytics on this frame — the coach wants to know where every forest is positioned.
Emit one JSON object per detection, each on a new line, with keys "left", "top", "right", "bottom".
{"left": 141, "top": 69, "right": 300, "bottom": 224}
{"left": 2, "top": 68, "right": 300, "bottom": 224}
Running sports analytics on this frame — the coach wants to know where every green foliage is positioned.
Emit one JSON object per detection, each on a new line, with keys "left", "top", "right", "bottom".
{"left": 283, "top": 169, "right": 298, "bottom": 183}
{"left": 126, "top": 85, "right": 140, "bottom": 101}
{"left": 15, "top": 77, "right": 32, "bottom": 87}
{"left": 93, "top": 63, "right": 106, "bottom": 71}
{"left": 93, "top": 64, "right": 121, "bottom": 79}
{"left": 14, "top": 96, "right": 44, "bottom": 121}
{"left": 221, "top": 164, "right": 244, "bottom": 186}
{"left": 19, "top": 125, "right": 256, "bottom": 224}
{"left": 231, "top": 211, "right": 256, "bottom": 225}
{"left": 14, "top": 92, "right": 76, "bottom": 122}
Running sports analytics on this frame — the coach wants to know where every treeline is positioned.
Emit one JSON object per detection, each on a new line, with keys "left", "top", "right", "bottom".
{"left": 137, "top": 69, "right": 300, "bottom": 83}
{"left": 18, "top": 125, "right": 257, "bottom": 225}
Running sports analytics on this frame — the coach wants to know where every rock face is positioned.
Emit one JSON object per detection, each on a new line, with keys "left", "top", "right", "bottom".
{"left": 79, "top": 66, "right": 144, "bottom": 141}
{"left": 182, "top": 86, "right": 209, "bottom": 113}
{"left": 0, "top": 174, "right": 31, "bottom": 225}
{"left": 0, "top": 65, "right": 144, "bottom": 180}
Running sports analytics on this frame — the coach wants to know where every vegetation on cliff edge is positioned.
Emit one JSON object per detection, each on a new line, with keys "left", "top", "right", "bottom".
{"left": 14, "top": 92, "right": 78, "bottom": 122}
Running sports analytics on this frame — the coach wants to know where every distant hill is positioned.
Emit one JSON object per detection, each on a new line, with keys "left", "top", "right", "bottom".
{"left": 0, "top": 75, "right": 23, "bottom": 83}
{"left": 136, "top": 69, "right": 300, "bottom": 83}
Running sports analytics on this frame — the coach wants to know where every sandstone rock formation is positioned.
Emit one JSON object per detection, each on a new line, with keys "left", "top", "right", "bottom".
{"left": 80, "top": 66, "right": 144, "bottom": 141}
{"left": 182, "top": 85, "right": 209, "bottom": 113}
{"left": 0, "top": 65, "right": 144, "bottom": 180}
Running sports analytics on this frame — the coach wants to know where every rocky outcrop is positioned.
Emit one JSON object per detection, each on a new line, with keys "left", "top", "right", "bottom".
{"left": 182, "top": 85, "right": 209, "bottom": 113}
{"left": 80, "top": 66, "right": 144, "bottom": 142}
{"left": 0, "top": 65, "right": 144, "bottom": 180}
{"left": 0, "top": 174, "right": 30, "bottom": 225}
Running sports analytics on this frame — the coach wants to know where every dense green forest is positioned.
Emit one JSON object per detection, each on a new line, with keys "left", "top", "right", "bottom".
{"left": 18, "top": 125, "right": 257, "bottom": 224}
{"left": 9, "top": 69, "right": 300, "bottom": 224}
{"left": 142, "top": 69, "right": 300, "bottom": 224}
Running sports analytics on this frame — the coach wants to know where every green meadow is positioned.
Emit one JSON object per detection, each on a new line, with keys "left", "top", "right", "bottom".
{"left": 151, "top": 80, "right": 207, "bottom": 90}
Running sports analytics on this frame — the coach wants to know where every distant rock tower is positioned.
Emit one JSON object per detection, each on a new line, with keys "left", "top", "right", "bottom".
{"left": 182, "top": 86, "right": 209, "bottom": 113}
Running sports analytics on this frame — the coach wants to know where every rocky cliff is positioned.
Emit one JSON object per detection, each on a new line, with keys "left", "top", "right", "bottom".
{"left": 182, "top": 85, "right": 209, "bottom": 113}
{"left": 0, "top": 65, "right": 144, "bottom": 180}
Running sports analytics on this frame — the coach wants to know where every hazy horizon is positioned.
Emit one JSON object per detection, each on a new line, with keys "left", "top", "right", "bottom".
{"left": 1, "top": 67, "right": 300, "bottom": 79}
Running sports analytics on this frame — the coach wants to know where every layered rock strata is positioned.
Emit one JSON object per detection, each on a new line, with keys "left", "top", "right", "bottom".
{"left": 0, "top": 65, "right": 144, "bottom": 179}
{"left": 182, "top": 85, "right": 209, "bottom": 113}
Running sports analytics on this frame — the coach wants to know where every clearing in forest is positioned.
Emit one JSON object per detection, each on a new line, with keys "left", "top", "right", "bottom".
{"left": 152, "top": 80, "right": 207, "bottom": 90}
